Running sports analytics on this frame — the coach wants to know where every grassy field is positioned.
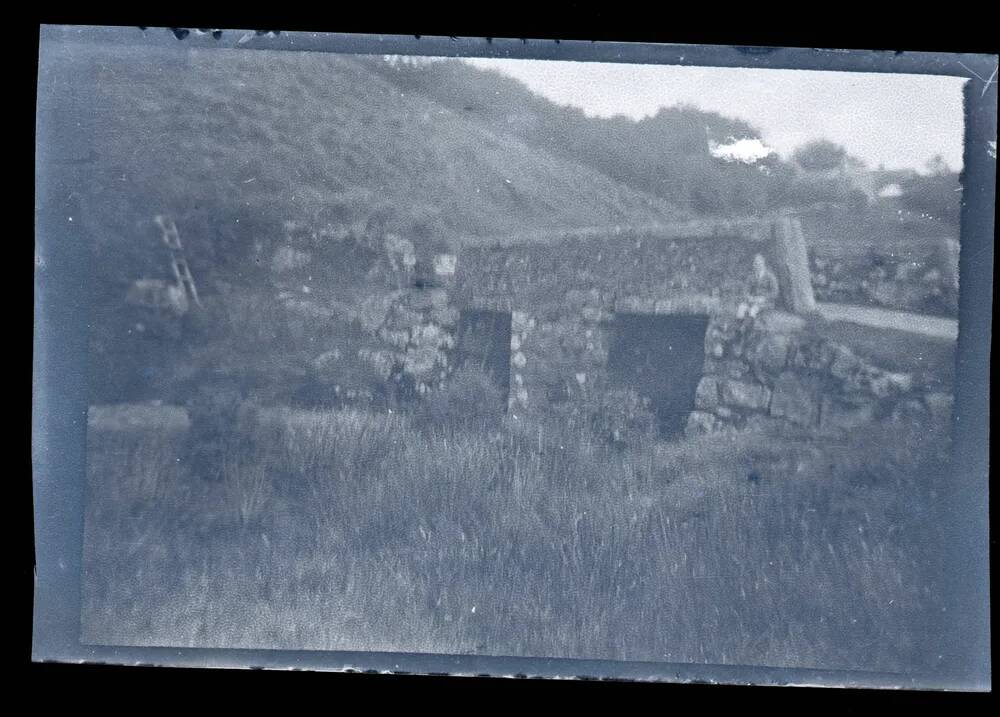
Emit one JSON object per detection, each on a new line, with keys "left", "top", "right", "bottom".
{"left": 82, "top": 404, "right": 959, "bottom": 674}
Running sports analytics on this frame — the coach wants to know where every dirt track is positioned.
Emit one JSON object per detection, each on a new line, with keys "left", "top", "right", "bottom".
{"left": 817, "top": 302, "right": 958, "bottom": 341}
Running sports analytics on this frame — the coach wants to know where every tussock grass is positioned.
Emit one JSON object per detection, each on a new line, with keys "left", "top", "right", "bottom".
{"left": 82, "top": 407, "right": 956, "bottom": 673}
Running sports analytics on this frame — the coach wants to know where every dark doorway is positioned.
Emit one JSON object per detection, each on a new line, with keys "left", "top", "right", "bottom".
{"left": 607, "top": 313, "right": 709, "bottom": 437}
{"left": 455, "top": 309, "right": 512, "bottom": 409}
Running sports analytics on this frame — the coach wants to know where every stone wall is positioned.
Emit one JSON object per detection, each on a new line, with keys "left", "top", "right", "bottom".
{"left": 456, "top": 233, "right": 774, "bottom": 315}
{"left": 450, "top": 224, "right": 950, "bottom": 439}
{"left": 688, "top": 312, "right": 953, "bottom": 436}
{"left": 339, "top": 217, "right": 953, "bottom": 440}
{"left": 455, "top": 230, "right": 781, "bottom": 422}
{"left": 809, "top": 238, "right": 959, "bottom": 317}
{"left": 354, "top": 270, "right": 460, "bottom": 398}
{"left": 502, "top": 294, "right": 721, "bottom": 418}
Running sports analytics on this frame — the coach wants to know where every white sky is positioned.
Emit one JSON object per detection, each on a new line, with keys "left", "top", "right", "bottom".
{"left": 465, "top": 58, "right": 967, "bottom": 173}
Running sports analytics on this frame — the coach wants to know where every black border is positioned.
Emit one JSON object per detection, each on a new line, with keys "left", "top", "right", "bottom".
{"left": 26, "top": 13, "right": 995, "bottom": 696}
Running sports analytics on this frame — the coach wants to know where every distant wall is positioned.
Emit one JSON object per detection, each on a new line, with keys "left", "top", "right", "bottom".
{"left": 809, "top": 238, "right": 959, "bottom": 317}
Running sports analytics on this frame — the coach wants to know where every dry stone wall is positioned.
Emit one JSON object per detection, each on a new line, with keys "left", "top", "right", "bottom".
{"left": 354, "top": 264, "right": 460, "bottom": 398}
{"left": 456, "top": 232, "right": 773, "bottom": 426}
{"left": 688, "top": 312, "right": 952, "bottom": 436}
{"left": 457, "top": 233, "right": 773, "bottom": 315}
{"left": 809, "top": 238, "right": 959, "bottom": 317}
{"left": 331, "top": 217, "right": 951, "bottom": 440}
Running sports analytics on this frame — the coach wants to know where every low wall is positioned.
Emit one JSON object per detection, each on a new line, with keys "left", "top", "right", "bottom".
{"left": 688, "top": 312, "right": 952, "bottom": 436}
{"left": 809, "top": 238, "right": 959, "bottom": 317}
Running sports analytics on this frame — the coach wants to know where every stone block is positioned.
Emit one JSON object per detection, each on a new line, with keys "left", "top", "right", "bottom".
{"left": 685, "top": 411, "right": 717, "bottom": 436}
{"left": 433, "top": 253, "right": 457, "bottom": 277}
{"left": 829, "top": 344, "right": 863, "bottom": 381}
{"left": 694, "top": 376, "right": 720, "bottom": 409}
{"left": 770, "top": 371, "right": 822, "bottom": 426}
{"left": 789, "top": 338, "right": 837, "bottom": 371}
{"left": 403, "top": 345, "right": 441, "bottom": 377}
{"left": 748, "top": 333, "right": 790, "bottom": 374}
{"left": 820, "top": 395, "right": 876, "bottom": 432}
{"left": 430, "top": 305, "right": 459, "bottom": 326}
{"left": 864, "top": 369, "right": 913, "bottom": 399}
{"left": 756, "top": 310, "right": 806, "bottom": 334}
{"left": 772, "top": 216, "right": 817, "bottom": 313}
{"left": 719, "top": 378, "right": 771, "bottom": 410}
{"left": 511, "top": 311, "right": 532, "bottom": 333}
{"left": 842, "top": 365, "right": 877, "bottom": 395}
{"left": 616, "top": 296, "right": 655, "bottom": 313}
{"left": 703, "top": 358, "right": 751, "bottom": 380}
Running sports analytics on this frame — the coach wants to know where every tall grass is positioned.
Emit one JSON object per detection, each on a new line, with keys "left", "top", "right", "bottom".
{"left": 82, "top": 406, "right": 956, "bottom": 673}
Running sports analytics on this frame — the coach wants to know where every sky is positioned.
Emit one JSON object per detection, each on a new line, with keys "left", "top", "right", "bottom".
{"left": 465, "top": 58, "right": 967, "bottom": 173}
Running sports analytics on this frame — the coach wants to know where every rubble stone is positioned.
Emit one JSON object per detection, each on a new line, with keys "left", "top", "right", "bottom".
{"left": 694, "top": 376, "right": 720, "bottom": 409}
{"left": 685, "top": 411, "right": 717, "bottom": 436}
{"left": 748, "top": 332, "right": 790, "bottom": 374}
{"left": 719, "top": 378, "right": 771, "bottom": 410}
{"left": 820, "top": 395, "right": 876, "bottom": 432}
{"left": 770, "top": 372, "right": 822, "bottom": 426}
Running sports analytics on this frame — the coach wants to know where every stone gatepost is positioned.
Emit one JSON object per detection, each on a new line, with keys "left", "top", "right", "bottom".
{"left": 771, "top": 216, "right": 817, "bottom": 314}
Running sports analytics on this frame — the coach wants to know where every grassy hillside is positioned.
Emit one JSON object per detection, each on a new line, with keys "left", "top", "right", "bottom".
{"left": 37, "top": 41, "right": 688, "bottom": 403}
{"left": 38, "top": 42, "right": 682, "bottom": 278}
{"left": 374, "top": 58, "right": 795, "bottom": 216}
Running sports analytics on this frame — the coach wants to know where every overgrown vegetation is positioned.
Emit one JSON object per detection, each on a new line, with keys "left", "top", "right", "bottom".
{"left": 373, "top": 59, "right": 964, "bottom": 228}
{"left": 413, "top": 366, "right": 505, "bottom": 433}
{"left": 83, "top": 406, "right": 960, "bottom": 674}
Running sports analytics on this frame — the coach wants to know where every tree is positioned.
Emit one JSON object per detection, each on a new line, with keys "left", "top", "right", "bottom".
{"left": 900, "top": 172, "right": 962, "bottom": 225}
{"left": 793, "top": 139, "right": 849, "bottom": 173}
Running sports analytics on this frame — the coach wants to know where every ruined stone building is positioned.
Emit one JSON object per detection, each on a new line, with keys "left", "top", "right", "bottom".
{"left": 373, "top": 216, "right": 950, "bottom": 439}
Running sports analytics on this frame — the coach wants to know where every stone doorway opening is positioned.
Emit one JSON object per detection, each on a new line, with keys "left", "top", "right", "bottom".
{"left": 607, "top": 313, "right": 710, "bottom": 437}
{"left": 454, "top": 309, "right": 512, "bottom": 410}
